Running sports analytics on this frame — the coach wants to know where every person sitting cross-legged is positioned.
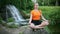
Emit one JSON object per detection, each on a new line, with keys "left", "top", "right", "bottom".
{"left": 29, "top": 3, "right": 49, "bottom": 31}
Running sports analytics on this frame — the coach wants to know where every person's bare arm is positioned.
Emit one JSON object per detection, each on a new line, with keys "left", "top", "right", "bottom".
{"left": 36, "top": 14, "right": 49, "bottom": 27}
{"left": 29, "top": 14, "right": 36, "bottom": 28}
{"left": 29, "top": 14, "right": 32, "bottom": 24}
{"left": 41, "top": 14, "right": 49, "bottom": 26}
{"left": 41, "top": 14, "right": 47, "bottom": 21}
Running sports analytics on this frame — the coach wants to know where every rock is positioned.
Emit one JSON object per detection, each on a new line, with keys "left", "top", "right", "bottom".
{"left": 23, "top": 27, "right": 48, "bottom": 34}
{"left": 0, "top": 25, "right": 48, "bottom": 34}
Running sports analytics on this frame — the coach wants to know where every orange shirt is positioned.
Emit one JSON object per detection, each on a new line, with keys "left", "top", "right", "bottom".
{"left": 31, "top": 10, "right": 42, "bottom": 20}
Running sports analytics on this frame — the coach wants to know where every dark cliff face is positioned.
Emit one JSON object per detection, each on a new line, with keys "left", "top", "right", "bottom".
{"left": 0, "top": 6, "right": 6, "bottom": 21}
{"left": 0, "top": 6, "right": 12, "bottom": 21}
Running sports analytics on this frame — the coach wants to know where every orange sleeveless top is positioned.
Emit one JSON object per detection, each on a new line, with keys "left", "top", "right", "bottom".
{"left": 31, "top": 10, "right": 42, "bottom": 20}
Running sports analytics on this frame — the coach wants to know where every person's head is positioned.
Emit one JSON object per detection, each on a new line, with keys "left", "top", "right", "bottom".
{"left": 34, "top": 3, "right": 39, "bottom": 9}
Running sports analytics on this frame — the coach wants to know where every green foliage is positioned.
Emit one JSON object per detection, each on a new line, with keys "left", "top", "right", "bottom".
{"left": 8, "top": 17, "right": 14, "bottom": 22}
{"left": 0, "top": 0, "right": 34, "bottom": 10}
{"left": 39, "top": 6, "right": 60, "bottom": 33}
{"left": 39, "top": 6, "right": 60, "bottom": 25}
{"left": 20, "top": 10, "right": 30, "bottom": 19}
{"left": 49, "top": 8, "right": 60, "bottom": 25}
{"left": 37, "top": 0, "right": 60, "bottom": 6}
{"left": 7, "top": 23, "right": 19, "bottom": 28}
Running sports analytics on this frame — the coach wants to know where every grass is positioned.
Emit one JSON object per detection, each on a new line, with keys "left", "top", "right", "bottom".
{"left": 39, "top": 6, "right": 60, "bottom": 34}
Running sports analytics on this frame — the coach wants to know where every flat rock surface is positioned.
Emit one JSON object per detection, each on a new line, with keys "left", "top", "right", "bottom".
{"left": 0, "top": 25, "right": 48, "bottom": 34}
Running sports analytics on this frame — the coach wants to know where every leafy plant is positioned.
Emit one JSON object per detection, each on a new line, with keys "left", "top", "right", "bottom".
{"left": 8, "top": 17, "right": 14, "bottom": 22}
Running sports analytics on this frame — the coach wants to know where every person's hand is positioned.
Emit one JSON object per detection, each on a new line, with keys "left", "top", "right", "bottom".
{"left": 29, "top": 23, "right": 35, "bottom": 29}
{"left": 44, "top": 20, "right": 49, "bottom": 25}
{"left": 29, "top": 23, "right": 31, "bottom": 25}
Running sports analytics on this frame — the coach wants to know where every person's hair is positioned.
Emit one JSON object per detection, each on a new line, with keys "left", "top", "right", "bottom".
{"left": 34, "top": 3, "right": 39, "bottom": 6}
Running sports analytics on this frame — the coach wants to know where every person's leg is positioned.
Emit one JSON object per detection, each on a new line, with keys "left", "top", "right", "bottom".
{"left": 37, "top": 20, "right": 49, "bottom": 27}
{"left": 29, "top": 23, "right": 42, "bottom": 29}
{"left": 33, "top": 20, "right": 44, "bottom": 29}
{"left": 29, "top": 23, "right": 36, "bottom": 31}
{"left": 29, "top": 21, "right": 44, "bottom": 29}
{"left": 35, "top": 20, "right": 49, "bottom": 29}
{"left": 29, "top": 23, "right": 35, "bottom": 29}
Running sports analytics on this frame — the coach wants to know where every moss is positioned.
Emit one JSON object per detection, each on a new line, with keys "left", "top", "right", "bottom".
{"left": 8, "top": 17, "right": 14, "bottom": 22}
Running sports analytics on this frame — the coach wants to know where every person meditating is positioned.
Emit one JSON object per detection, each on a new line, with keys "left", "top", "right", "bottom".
{"left": 29, "top": 3, "right": 49, "bottom": 31}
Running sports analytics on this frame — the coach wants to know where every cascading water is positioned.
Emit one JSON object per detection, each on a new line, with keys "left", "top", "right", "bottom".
{"left": 6, "top": 5, "right": 26, "bottom": 22}
{"left": 6, "top": 5, "right": 28, "bottom": 26}
{"left": 32, "top": 0, "right": 37, "bottom": 3}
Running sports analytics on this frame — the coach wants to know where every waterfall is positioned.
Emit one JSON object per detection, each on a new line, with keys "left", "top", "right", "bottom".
{"left": 6, "top": 5, "right": 26, "bottom": 23}
{"left": 32, "top": 0, "right": 37, "bottom": 3}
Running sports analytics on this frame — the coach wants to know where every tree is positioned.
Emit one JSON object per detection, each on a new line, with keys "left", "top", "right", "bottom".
{"left": 55, "top": 0, "right": 58, "bottom": 6}
{"left": 37, "top": 0, "right": 60, "bottom": 6}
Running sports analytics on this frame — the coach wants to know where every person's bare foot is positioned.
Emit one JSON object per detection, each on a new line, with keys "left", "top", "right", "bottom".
{"left": 35, "top": 26, "right": 44, "bottom": 29}
{"left": 29, "top": 23, "right": 35, "bottom": 29}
